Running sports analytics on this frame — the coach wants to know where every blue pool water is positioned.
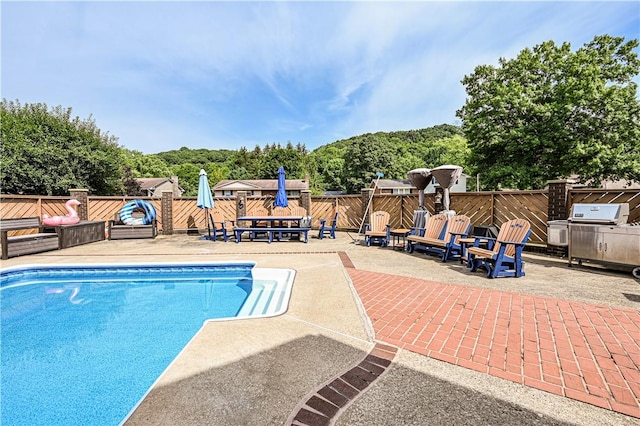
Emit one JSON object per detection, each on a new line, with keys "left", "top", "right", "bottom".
{"left": 0, "top": 262, "right": 295, "bottom": 426}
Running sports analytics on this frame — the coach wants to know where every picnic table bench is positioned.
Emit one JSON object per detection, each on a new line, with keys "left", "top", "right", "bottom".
{"left": 0, "top": 217, "right": 60, "bottom": 259}
{"left": 233, "top": 215, "right": 311, "bottom": 243}
{"left": 234, "top": 227, "right": 311, "bottom": 243}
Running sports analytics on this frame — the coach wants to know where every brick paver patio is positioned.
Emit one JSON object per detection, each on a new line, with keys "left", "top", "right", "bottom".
{"left": 345, "top": 261, "right": 640, "bottom": 419}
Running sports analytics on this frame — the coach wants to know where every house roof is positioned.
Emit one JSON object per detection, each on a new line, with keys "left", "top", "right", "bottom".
{"left": 213, "top": 179, "right": 309, "bottom": 191}
{"left": 371, "top": 179, "right": 414, "bottom": 189}
{"left": 137, "top": 178, "right": 171, "bottom": 190}
{"left": 135, "top": 177, "right": 184, "bottom": 192}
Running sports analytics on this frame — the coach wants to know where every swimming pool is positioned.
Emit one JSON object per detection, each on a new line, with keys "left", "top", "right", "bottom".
{"left": 0, "top": 262, "right": 295, "bottom": 426}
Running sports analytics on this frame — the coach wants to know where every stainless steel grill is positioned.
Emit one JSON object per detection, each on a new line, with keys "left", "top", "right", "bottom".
{"left": 568, "top": 203, "right": 629, "bottom": 225}
{"left": 567, "top": 203, "right": 639, "bottom": 276}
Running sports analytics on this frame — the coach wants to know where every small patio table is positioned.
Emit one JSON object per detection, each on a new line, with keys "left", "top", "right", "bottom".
{"left": 390, "top": 228, "right": 411, "bottom": 251}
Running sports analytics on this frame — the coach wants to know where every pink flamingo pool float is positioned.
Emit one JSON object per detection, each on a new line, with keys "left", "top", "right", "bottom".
{"left": 42, "top": 199, "right": 81, "bottom": 226}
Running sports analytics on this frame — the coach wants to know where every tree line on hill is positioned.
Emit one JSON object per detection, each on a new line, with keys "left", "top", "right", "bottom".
{"left": 2, "top": 35, "right": 638, "bottom": 196}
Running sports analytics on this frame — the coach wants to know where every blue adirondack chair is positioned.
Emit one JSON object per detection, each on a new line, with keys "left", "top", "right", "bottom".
{"left": 318, "top": 209, "right": 338, "bottom": 240}
{"left": 209, "top": 210, "right": 235, "bottom": 242}
{"left": 466, "top": 219, "right": 531, "bottom": 278}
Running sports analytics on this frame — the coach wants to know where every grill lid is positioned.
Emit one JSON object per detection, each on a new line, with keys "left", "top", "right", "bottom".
{"left": 568, "top": 203, "right": 629, "bottom": 225}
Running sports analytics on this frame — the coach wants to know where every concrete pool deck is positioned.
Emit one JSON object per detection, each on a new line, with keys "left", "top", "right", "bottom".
{"left": 1, "top": 232, "right": 638, "bottom": 425}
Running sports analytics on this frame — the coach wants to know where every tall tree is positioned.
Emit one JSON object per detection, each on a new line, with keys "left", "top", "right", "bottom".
{"left": 169, "top": 163, "right": 200, "bottom": 196}
{"left": 1, "top": 100, "right": 124, "bottom": 195}
{"left": 258, "top": 146, "right": 303, "bottom": 179}
{"left": 342, "top": 134, "right": 398, "bottom": 193}
{"left": 123, "top": 149, "right": 172, "bottom": 178}
{"left": 457, "top": 35, "right": 640, "bottom": 190}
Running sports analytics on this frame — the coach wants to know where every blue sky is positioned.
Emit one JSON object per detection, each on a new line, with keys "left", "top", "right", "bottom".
{"left": 2, "top": 1, "right": 638, "bottom": 154}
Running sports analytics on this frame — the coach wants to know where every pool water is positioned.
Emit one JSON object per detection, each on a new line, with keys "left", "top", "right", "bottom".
{"left": 0, "top": 262, "right": 295, "bottom": 426}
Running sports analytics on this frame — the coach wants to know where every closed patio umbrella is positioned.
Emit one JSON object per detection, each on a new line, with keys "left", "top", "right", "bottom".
{"left": 197, "top": 169, "right": 214, "bottom": 240}
{"left": 430, "top": 164, "right": 463, "bottom": 212}
{"left": 274, "top": 166, "right": 288, "bottom": 208}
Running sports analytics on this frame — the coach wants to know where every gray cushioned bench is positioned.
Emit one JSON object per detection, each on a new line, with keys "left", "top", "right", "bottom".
{"left": 0, "top": 217, "right": 60, "bottom": 259}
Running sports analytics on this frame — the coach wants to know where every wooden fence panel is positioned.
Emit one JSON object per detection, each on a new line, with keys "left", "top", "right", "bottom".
{"left": 399, "top": 195, "right": 420, "bottom": 228}
{"left": 3, "top": 188, "right": 637, "bottom": 245}
{"left": 0, "top": 196, "right": 43, "bottom": 237}
{"left": 213, "top": 198, "right": 238, "bottom": 222}
{"left": 570, "top": 189, "right": 640, "bottom": 223}
{"left": 245, "top": 196, "right": 272, "bottom": 214}
{"left": 41, "top": 198, "right": 69, "bottom": 219}
{"left": 89, "top": 198, "right": 125, "bottom": 223}
{"left": 310, "top": 196, "right": 336, "bottom": 228}
{"left": 0, "top": 196, "right": 41, "bottom": 219}
{"left": 371, "top": 195, "right": 403, "bottom": 229}
{"left": 492, "top": 191, "right": 548, "bottom": 245}
{"left": 172, "top": 198, "right": 200, "bottom": 232}
{"left": 450, "top": 193, "right": 493, "bottom": 227}
{"left": 311, "top": 195, "right": 362, "bottom": 230}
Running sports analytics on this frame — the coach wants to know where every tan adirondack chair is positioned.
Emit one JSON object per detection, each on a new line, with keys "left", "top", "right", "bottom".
{"left": 364, "top": 210, "right": 391, "bottom": 247}
{"left": 466, "top": 218, "right": 531, "bottom": 278}
{"left": 407, "top": 214, "right": 471, "bottom": 261}
{"left": 406, "top": 213, "right": 448, "bottom": 253}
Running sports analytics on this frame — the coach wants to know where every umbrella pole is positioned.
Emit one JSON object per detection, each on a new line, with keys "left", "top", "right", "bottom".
{"left": 206, "top": 208, "right": 212, "bottom": 239}
{"left": 353, "top": 172, "right": 383, "bottom": 243}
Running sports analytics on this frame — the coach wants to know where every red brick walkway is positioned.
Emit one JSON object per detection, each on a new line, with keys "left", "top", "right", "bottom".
{"left": 346, "top": 265, "right": 640, "bottom": 418}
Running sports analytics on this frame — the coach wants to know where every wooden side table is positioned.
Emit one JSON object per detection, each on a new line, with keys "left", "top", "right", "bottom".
{"left": 459, "top": 237, "right": 489, "bottom": 266}
{"left": 390, "top": 228, "right": 411, "bottom": 251}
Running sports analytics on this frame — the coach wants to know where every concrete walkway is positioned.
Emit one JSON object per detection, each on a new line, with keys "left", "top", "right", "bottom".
{"left": 2, "top": 233, "right": 638, "bottom": 425}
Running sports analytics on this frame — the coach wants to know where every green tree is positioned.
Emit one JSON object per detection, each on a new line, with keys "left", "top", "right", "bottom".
{"left": 122, "top": 149, "right": 172, "bottom": 178}
{"left": 457, "top": 35, "right": 640, "bottom": 190}
{"left": 228, "top": 146, "right": 263, "bottom": 178}
{"left": 204, "top": 162, "right": 230, "bottom": 187}
{"left": 258, "top": 146, "right": 303, "bottom": 179}
{"left": 121, "top": 165, "right": 144, "bottom": 196}
{"left": 170, "top": 163, "right": 200, "bottom": 196}
{"left": 227, "top": 167, "right": 251, "bottom": 180}
{"left": 155, "top": 146, "right": 234, "bottom": 167}
{"left": 421, "top": 135, "right": 472, "bottom": 170}
{"left": 1, "top": 100, "right": 123, "bottom": 195}
{"left": 342, "top": 134, "right": 398, "bottom": 193}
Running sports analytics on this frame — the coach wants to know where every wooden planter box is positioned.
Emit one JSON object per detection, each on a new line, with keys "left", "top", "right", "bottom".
{"left": 108, "top": 220, "right": 157, "bottom": 240}
{"left": 48, "top": 221, "right": 106, "bottom": 249}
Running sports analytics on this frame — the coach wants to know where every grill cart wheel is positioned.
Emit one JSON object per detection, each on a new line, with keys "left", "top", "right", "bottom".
{"left": 633, "top": 267, "right": 640, "bottom": 280}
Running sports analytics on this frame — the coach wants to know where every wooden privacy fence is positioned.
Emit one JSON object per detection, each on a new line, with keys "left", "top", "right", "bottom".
{"left": 1, "top": 187, "right": 637, "bottom": 247}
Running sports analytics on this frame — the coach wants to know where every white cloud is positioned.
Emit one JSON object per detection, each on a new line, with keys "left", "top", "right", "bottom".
{"left": 2, "top": 1, "right": 638, "bottom": 153}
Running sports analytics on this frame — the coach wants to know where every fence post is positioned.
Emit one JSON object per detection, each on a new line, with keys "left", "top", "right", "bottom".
{"left": 236, "top": 191, "right": 247, "bottom": 218}
{"left": 547, "top": 179, "right": 574, "bottom": 221}
{"left": 547, "top": 179, "right": 574, "bottom": 256}
{"left": 69, "top": 189, "right": 89, "bottom": 221}
{"left": 300, "top": 190, "right": 311, "bottom": 215}
{"left": 361, "top": 188, "right": 374, "bottom": 226}
{"left": 161, "top": 190, "right": 173, "bottom": 235}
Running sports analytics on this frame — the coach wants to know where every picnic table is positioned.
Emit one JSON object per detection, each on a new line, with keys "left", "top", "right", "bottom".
{"left": 234, "top": 215, "right": 312, "bottom": 243}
